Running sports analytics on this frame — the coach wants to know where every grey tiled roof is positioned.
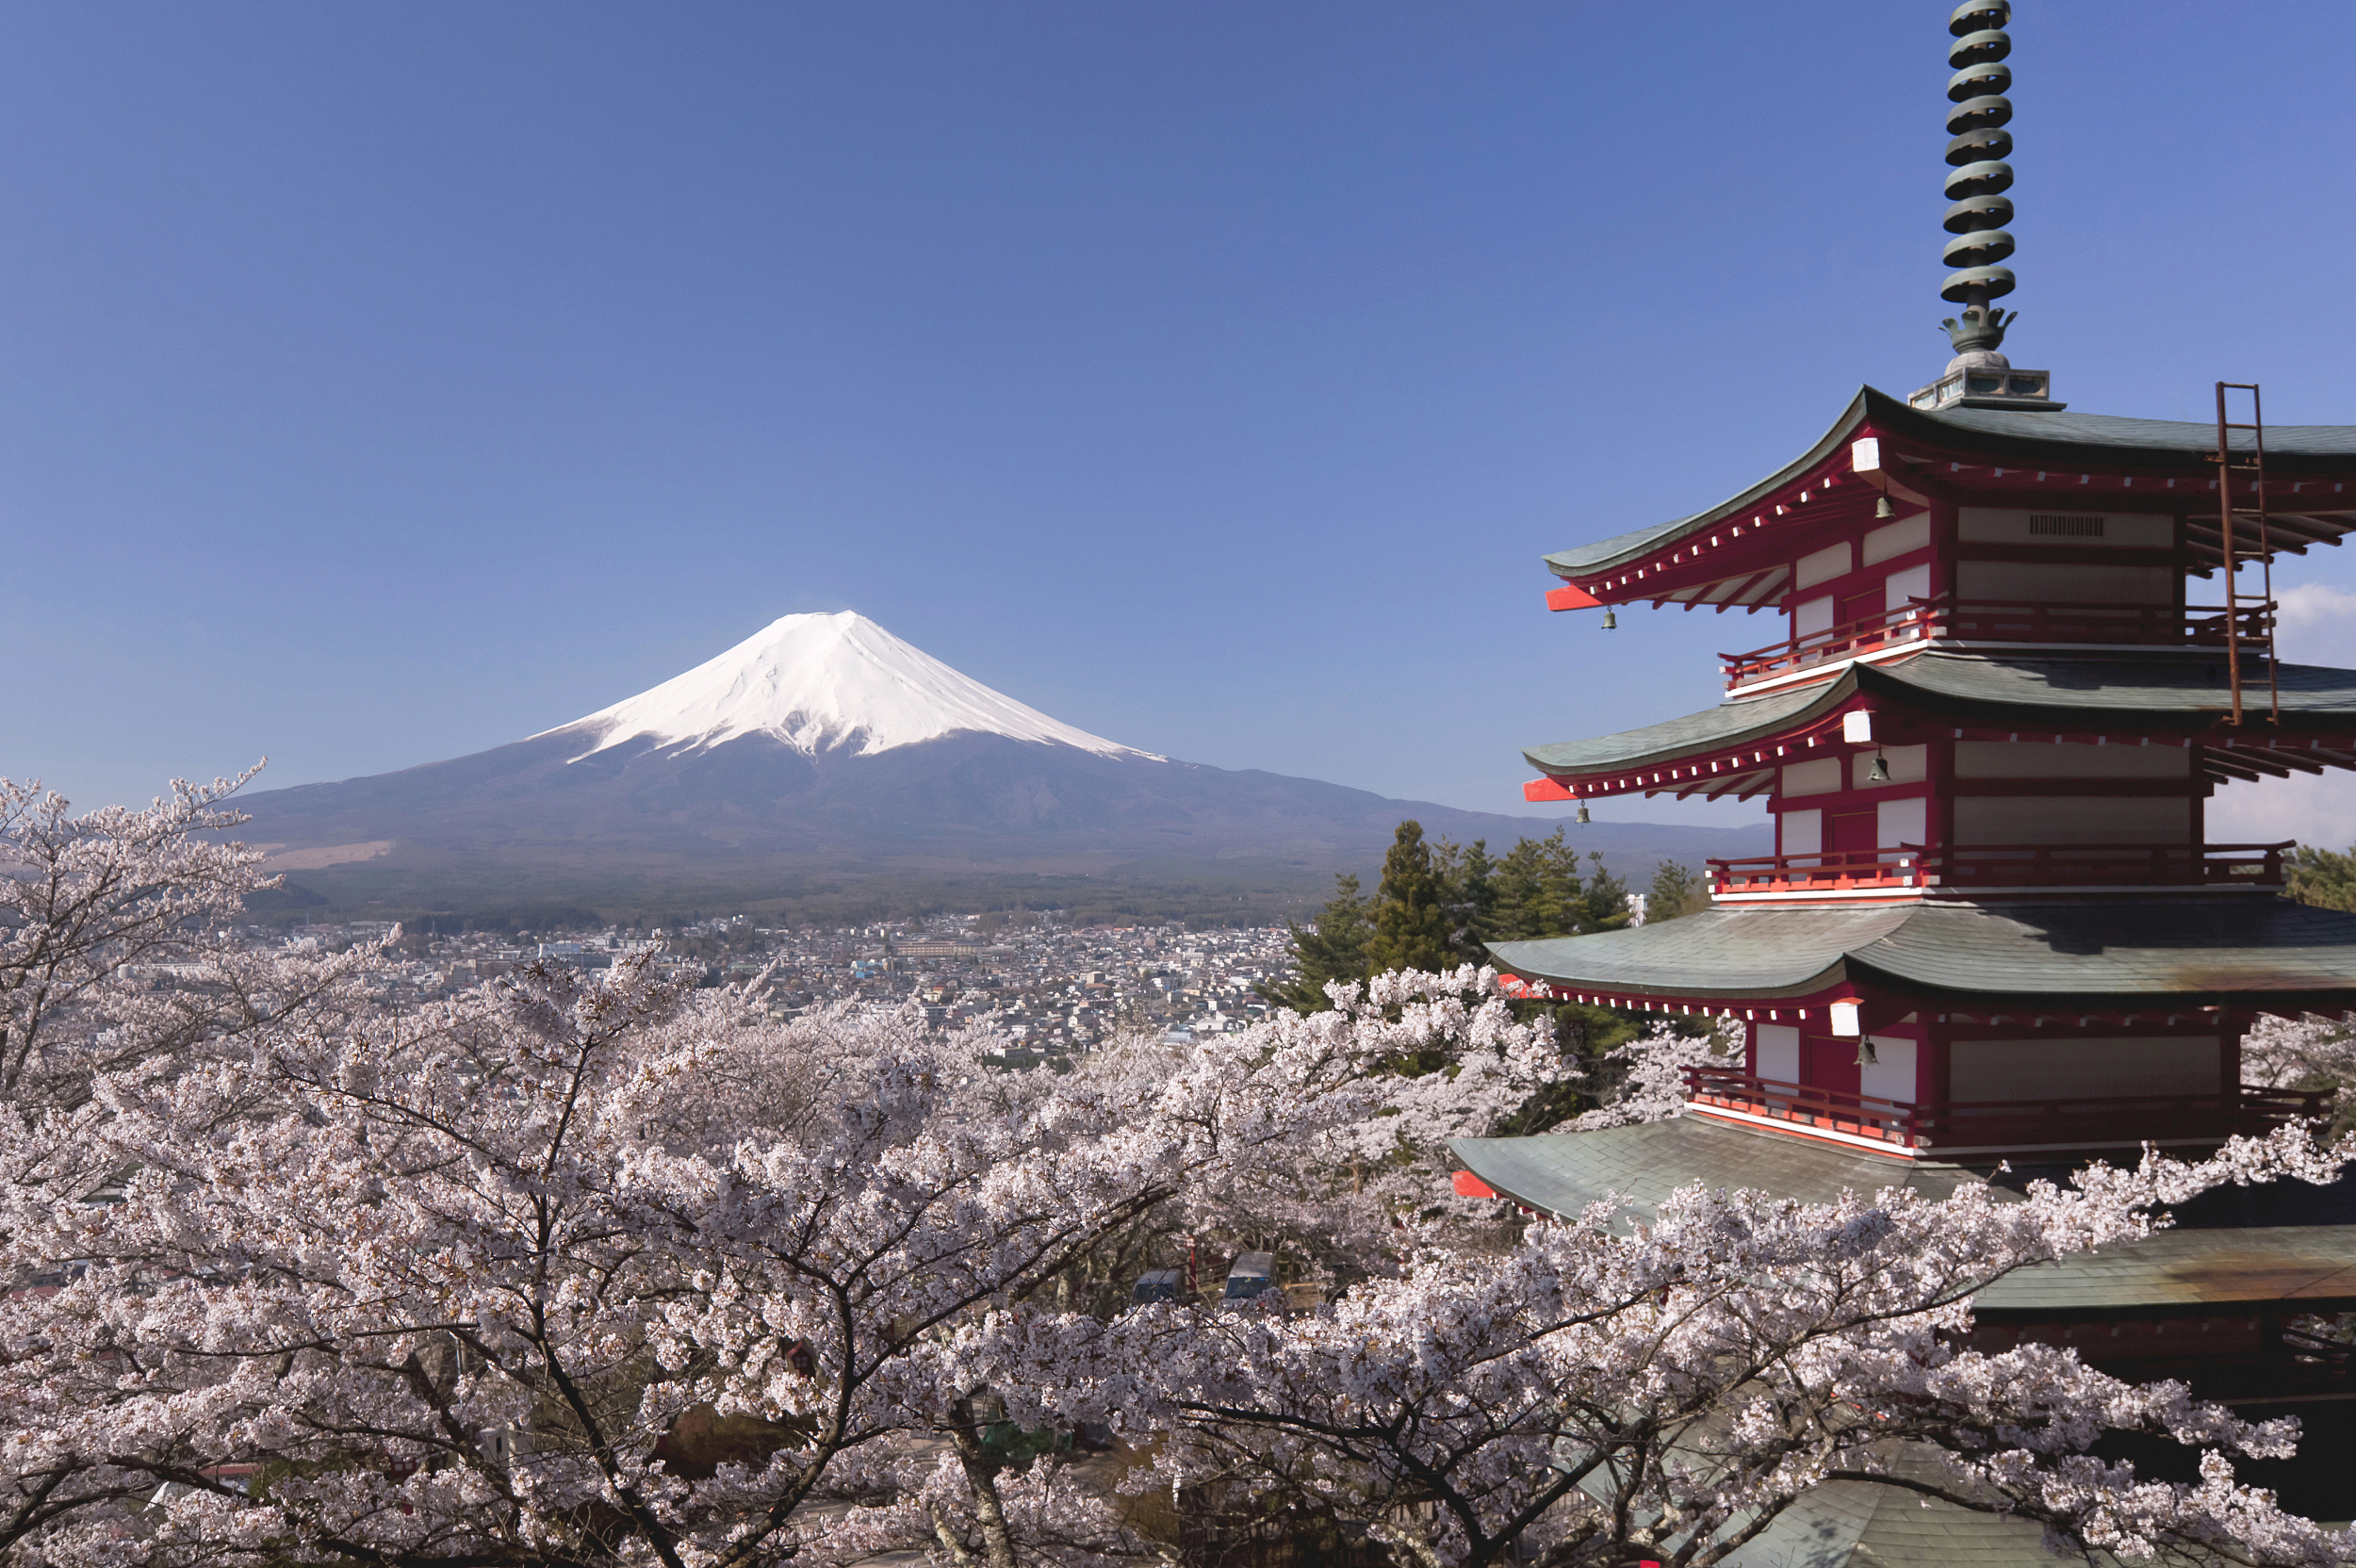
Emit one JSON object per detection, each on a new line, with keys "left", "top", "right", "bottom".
{"left": 1856, "top": 898, "right": 2356, "bottom": 1000}
{"left": 1450, "top": 1118, "right": 2356, "bottom": 1313}
{"left": 1974, "top": 1225, "right": 2356, "bottom": 1312}
{"left": 1488, "top": 897, "right": 2356, "bottom": 1006}
{"left": 1921, "top": 401, "right": 2356, "bottom": 459}
{"left": 1886, "top": 650, "right": 2356, "bottom": 721}
{"left": 1452, "top": 1117, "right": 1987, "bottom": 1215}
{"left": 1524, "top": 650, "right": 2356, "bottom": 778}
{"left": 1489, "top": 905, "right": 1907, "bottom": 998}
{"left": 1722, "top": 1471, "right": 2076, "bottom": 1568}
{"left": 1523, "top": 680, "right": 1832, "bottom": 774}
{"left": 1542, "top": 386, "right": 2356, "bottom": 580}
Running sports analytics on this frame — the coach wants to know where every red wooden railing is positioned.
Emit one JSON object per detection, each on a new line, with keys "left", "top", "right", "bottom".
{"left": 1720, "top": 602, "right": 1934, "bottom": 685}
{"left": 1683, "top": 1066, "right": 2331, "bottom": 1150}
{"left": 1720, "top": 597, "right": 2276, "bottom": 688}
{"left": 1938, "top": 597, "right": 2273, "bottom": 649}
{"left": 1708, "top": 848, "right": 1926, "bottom": 894}
{"left": 1900, "top": 841, "right": 2290, "bottom": 890}
{"left": 1706, "top": 842, "right": 2291, "bottom": 895}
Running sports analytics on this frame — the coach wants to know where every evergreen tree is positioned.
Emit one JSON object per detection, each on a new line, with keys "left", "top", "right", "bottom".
{"left": 1573, "top": 852, "right": 1635, "bottom": 933}
{"left": 1367, "top": 821, "right": 1456, "bottom": 976}
{"left": 1427, "top": 834, "right": 1498, "bottom": 968}
{"left": 1486, "top": 829, "right": 1586, "bottom": 941}
{"left": 1645, "top": 859, "right": 1709, "bottom": 924}
{"left": 2289, "top": 843, "right": 2356, "bottom": 913}
{"left": 1258, "top": 873, "right": 1372, "bottom": 1013}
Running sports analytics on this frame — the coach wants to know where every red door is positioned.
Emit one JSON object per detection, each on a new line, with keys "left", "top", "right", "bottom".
{"left": 1827, "top": 808, "right": 1876, "bottom": 874}
{"left": 1805, "top": 1036, "right": 1860, "bottom": 1101}
{"left": 1839, "top": 586, "right": 1883, "bottom": 645}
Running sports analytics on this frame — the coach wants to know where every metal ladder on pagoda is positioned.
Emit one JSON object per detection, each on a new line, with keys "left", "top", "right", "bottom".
{"left": 2214, "top": 381, "right": 2281, "bottom": 726}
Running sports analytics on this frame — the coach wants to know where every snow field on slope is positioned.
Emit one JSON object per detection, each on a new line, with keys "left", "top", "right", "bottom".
{"left": 542, "top": 612, "right": 1154, "bottom": 761}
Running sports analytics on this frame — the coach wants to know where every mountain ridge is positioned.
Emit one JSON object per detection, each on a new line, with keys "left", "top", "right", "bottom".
{"left": 236, "top": 614, "right": 1767, "bottom": 923}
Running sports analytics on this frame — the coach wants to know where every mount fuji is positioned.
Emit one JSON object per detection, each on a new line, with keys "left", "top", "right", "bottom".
{"left": 236, "top": 612, "right": 1766, "bottom": 923}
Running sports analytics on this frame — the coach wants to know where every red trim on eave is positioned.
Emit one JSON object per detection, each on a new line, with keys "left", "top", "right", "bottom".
{"left": 1452, "top": 1169, "right": 1499, "bottom": 1200}
{"left": 1546, "top": 581, "right": 1603, "bottom": 612}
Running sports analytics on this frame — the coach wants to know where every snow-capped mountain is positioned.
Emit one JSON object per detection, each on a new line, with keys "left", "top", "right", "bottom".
{"left": 236, "top": 611, "right": 1769, "bottom": 921}
{"left": 544, "top": 612, "right": 1158, "bottom": 762}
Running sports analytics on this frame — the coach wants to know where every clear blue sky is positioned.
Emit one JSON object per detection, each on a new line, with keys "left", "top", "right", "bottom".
{"left": 9, "top": 3, "right": 2356, "bottom": 842}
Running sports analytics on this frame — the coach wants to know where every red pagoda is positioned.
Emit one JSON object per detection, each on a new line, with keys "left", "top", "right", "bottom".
{"left": 1454, "top": 0, "right": 2356, "bottom": 1537}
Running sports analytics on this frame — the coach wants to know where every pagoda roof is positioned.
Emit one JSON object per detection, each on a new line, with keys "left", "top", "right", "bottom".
{"left": 1485, "top": 897, "right": 2356, "bottom": 1010}
{"left": 1451, "top": 1117, "right": 2356, "bottom": 1314}
{"left": 1541, "top": 386, "right": 2356, "bottom": 596}
{"left": 1523, "top": 649, "right": 2356, "bottom": 792}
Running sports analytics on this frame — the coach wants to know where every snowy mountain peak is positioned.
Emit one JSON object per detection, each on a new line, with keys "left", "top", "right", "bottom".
{"left": 540, "top": 612, "right": 1156, "bottom": 762}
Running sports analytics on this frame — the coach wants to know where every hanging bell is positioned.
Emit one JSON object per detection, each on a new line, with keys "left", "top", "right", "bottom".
{"left": 1869, "top": 752, "right": 1891, "bottom": 783}
{"left": 1600, "top": 609, "right": 1617, "bottom": 631}
{"left": 1855, "top": 1037, "right": 1879, "bottom": 1068}
{"left": 1575, "top": 803, "right": 1591, "bottom": 825}
{"left": 1873, "top": 496, "right": 1896, "bottom": 520}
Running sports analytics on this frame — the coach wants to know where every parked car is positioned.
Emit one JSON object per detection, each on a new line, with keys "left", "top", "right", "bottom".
{"left": 1130, "top": 1267, "right": 1186, "bottom": 1305}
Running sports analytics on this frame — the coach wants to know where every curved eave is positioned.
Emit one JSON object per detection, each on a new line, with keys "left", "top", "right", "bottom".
{"left": 1487, "top": 899, "right": 2356, "bottom": 1011}
{"left": 1522, "top": 673, "right": 1854, "bottom": 780}
{"left": 1542, "top": 389, "right": 1874, "bottom": 580}
{"left": 1522, "top": 652, "right": 2356, "bottom": 788}
{"left": 1541, "top": 386, "right": 2356, "bottom": 589}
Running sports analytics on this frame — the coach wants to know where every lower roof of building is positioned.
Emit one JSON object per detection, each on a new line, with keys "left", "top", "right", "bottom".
{"left": 1485, "top": 896, "right": 2356, "bottom": 1008}
{"left": 1524, "top": 649, "right": 2356, "bottom": 778}
{"left": 1450, "top": 1116, "right": 2356, "bottom": 1314}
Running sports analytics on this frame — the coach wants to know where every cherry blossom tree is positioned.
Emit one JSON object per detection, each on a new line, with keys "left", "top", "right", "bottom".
{"left": 1568, "top": 1016, "right": 1741, "bottom": 1131}
{"left": 941, "top": 1127, "right": 2355, "bottom": 1568}
{"left": 2243, "top": 1011, "right": 2356, "bottom": 1124}
{"left": 0, "top": 918, "right": 1558, "bottom": 1568}
{"left": 6, "top": 779, "right": 2354, "bottom": 1568}
{"left": 0, "top": 768, "right": 284, "bottom": 1105}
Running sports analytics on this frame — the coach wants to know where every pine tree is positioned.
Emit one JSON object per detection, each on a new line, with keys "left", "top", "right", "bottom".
{"left": 1486, "top": 829, "right": 1586, "bottom": 941}
{"left": 1645, "top": 860, "right": 1709, "bottom": 924}
{"left": 1367, "top": 821, "right": 1456, "bottom": 976}
{"left": 1258, "top": 873, "right": 1372, "bottom": 1013}
{"left": 2289, "top": 844, "right": 2356, "bottom": 913}
{"left": 1573, "top": 852, "right": 1635, "bottom": 933}
{"left": 1428, "top": 835, "right": 1498, "bottom": 968}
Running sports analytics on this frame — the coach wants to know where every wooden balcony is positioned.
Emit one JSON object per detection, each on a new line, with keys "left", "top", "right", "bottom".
{"left": 1720, "top": 597, "right": 2275, "bottom": 690}
{"left": 1720, "top": 602, "right": 1935, "bottom": 687}
{"left": 1706, "top": 841, "right": 2291, "bottom": 897}
{"left": 1683, "top": 1066, "right": 2331, "bottom": 1152}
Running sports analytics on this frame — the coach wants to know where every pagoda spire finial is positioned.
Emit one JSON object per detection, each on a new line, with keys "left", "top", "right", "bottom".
{"left": 1911, "top": 0, "right": 2061, "bottom": 411}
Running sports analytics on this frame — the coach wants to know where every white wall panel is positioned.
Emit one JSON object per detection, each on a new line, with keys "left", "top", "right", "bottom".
{"left": 1884, "top": 562, "right": 1933, "bottom": 612}
{"left": 1863, "top": 514, "right": 1932, "bottom": 565}
{"left": 1796, "top": 541, "right": 1854, "bottom": 589}
{"left": 1779, "top": 808, "right": 1822, "bottom": 856}
{"left": 1952, "top": 796, "right": 2190, "bottom": 845}
{"left": 1955, "top": 561, "right": 2174, "bottom": 605}
{"left": 1949, "top": 1037, "right": 2218, "bottom": 1101}
{"left": 1852, "top": 744, "right": 1927, "bottom": 789}
{"left": 1781, "top": 758, "right": 1842, "bottom": 797}
{"left": 1754, "top": 1023, "right": 1800, "bottom": 1083}
{"left": 1860, "top": 1036, "right": 1918, "bottom": 1103}
{"left": 1876, "top": 796, "right": 1927, "bottom": 848}
{"left": 1955, "top": 741, "right": 2190, "bottom": 779}
{"left": 1957, "top": 508, "right": 2172, "bottom": 547}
